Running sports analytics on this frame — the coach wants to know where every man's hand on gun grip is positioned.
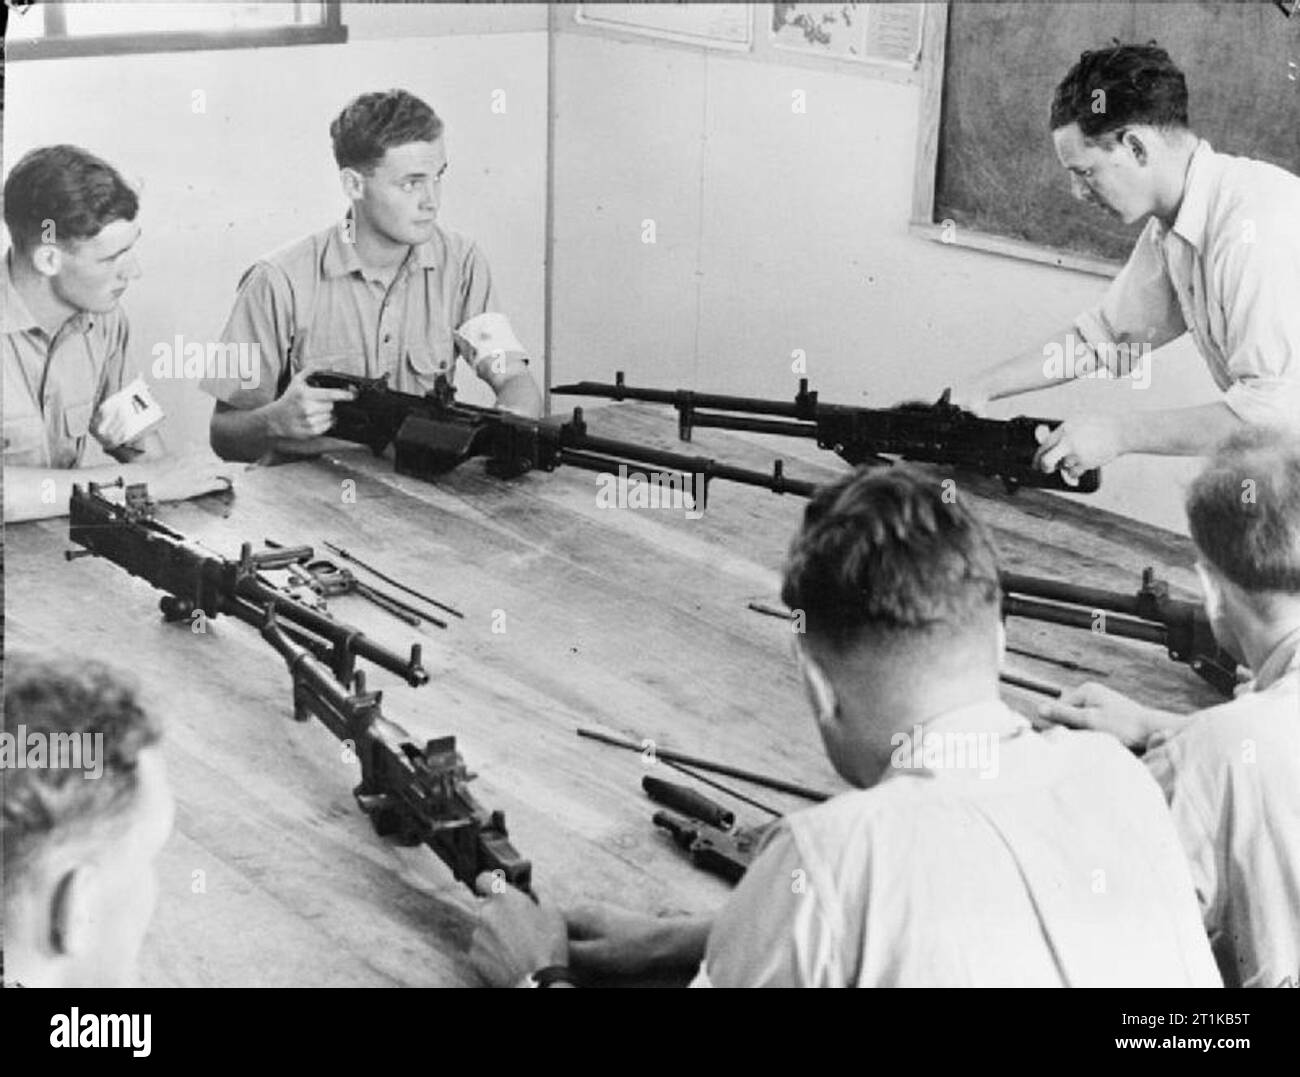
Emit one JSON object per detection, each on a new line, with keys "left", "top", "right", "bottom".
{"left": 267, "top": 368, "right": 356, "bottom": 439}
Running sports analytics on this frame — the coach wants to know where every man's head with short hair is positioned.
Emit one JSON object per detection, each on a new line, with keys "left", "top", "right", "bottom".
{"left": 330, "top": 90, "right": 447, "bottom": 249}
{"left": 1049, "top": 44, "right": 1196, "bottom": 225}
{"left": 1184, "top": 427, "right": 1300, "bottom": 664}
{"left": 781, "top": 468, "right": 1004, "bottom": 784}
{"left": 2, "top": 654, "right": 173, "bottom": 987}
{"left": 2, "top": 144, "right": 143, "bottom": 314}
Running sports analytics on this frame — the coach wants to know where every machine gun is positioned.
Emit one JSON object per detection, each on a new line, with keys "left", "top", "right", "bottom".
{"left": 1001, "top": 567, "right": 1240, "bottom": 696}
{"left": 643, "top": 775, "right": 770, "bottom": 884}
{"left": 551, "top": 371, "right": 1101, "bottom": 494}
{"left": 66, "top": 479, "right": 427, "bottom": 688}
{"left": 261, "top": 609, "right": 533, "bottom": 896}
{"left": 307, "top": 371, "right": 816, "bottom": 505}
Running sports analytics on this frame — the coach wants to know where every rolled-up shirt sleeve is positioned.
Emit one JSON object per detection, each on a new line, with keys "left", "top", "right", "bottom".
{"left": 1074, "top": 220, "right": 1186, "bottom": 375}
{"left": 201, "top": 262, "right": 294, "bottom": 410}
{"left": 697, "top": 824, "right": 846, "bottom": 988}
{"left": 454, "top": 243, "right": 530, "bottom": 390}
{"left": 1213, "top": 216, "right": 1300, "bottom": 429}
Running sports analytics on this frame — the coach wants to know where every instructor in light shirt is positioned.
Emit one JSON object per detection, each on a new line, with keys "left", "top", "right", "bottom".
{"left": 950, "top": 44, "right": 1300, "bottom": 485}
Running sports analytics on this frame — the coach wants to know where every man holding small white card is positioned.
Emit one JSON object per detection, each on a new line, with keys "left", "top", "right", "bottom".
{"left": 203, "top": 90, "right": 541, "bottom": 463}
{"left": 2, "top": 145, "right": 234, "bottom": 523}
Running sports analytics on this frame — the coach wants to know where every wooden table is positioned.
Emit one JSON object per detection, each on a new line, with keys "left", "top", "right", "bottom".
{"left": 3, "top": 404, "right": 1225, "bottom": 987}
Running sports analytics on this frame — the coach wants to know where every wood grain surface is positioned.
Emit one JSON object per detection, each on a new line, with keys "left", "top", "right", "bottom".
{"left": 3, "top": 403, "right": 1224, "bottom": 987}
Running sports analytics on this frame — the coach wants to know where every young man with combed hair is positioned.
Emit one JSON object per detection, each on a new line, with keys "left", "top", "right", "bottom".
{"left": 1040, "top": 426, "right": 1300, "bottom": 988}
{"left": 466, "top": 467, "right": 1222, "bottom": 987}
{"left": 2, "top": 654, "right": 175, "bottom": 987}
{"left": 2, "top": 145, "right": 233, "bottom": 521}
{"left": 205, "top": 89, "right": 542, "bottom": 462}
{"left": 949, "top": 44, "right": 1300, "bottom": 484}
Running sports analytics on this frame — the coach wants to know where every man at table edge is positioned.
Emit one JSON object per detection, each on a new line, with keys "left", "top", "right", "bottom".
{"left": 2, "top": 145, "right": 232, "bottom": 523}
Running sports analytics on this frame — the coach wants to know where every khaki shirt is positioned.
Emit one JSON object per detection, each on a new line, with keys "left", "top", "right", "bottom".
{"left": 2, "top": 255, "right": 133, "bottom": 469}
{"left": 201, "top": 220, "right": 526, "bottom": 408}
{"left": 1074, "top": 140, "right": 1300, "bottom": 428}
{"left": 694, "top": 703, "right": 1220, "bottom": 987}
{"left": 1145, "top": 627, "right": 1300, "bottom": 988}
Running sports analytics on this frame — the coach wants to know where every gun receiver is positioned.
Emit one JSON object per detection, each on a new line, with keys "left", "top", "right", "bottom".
{"left": 307, "top": 371, "right": 816, "bottom": 507}
{"left": 1001, "top": 567, "right": 1240, "bottom": 695}
{"left": 552, "top": 371, "right": 1101, "bottom": 495}
{"left": 644, "top": 776, "right": 769, "bottom": 884}
{"left": 261, "top": 610, "right": 533, "bottom": 896}
{"left": 66, "top": 480, "right": 427, "bottom": 688}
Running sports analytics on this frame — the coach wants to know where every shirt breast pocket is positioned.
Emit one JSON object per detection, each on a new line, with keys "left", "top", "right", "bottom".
{"left": 403, "top": 339, "right": 455, "bottom": 393}
{"left": 63, "top": 401, "right": 94, "bottom": 439}
{"left": 3, "top": 413, "right": 48, "bottom": 465}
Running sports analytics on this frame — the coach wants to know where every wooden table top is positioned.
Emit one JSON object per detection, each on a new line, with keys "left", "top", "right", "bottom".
{"left": 2, "top": 403, "right": 1225, "bottom": 987}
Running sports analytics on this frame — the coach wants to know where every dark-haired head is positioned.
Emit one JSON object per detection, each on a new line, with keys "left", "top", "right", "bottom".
{"left": 3, "top": 144, "right": 138, "bottom": 254}
{"left": 330, "top": 89, "right": 443, "bottom": 174}
{"left": 1187, "top": 426, "right": 1300, "bottom": 597}
{"left": 782, "top": 467, "right": 1003, "bottom": 656}
{"left": 1050, "top": 44, "right": 1188, "bottom": 142}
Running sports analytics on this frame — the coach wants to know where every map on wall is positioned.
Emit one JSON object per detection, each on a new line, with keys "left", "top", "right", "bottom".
{"left": 771, "top": 2, "right": 922, "bottom": 67}
{"left": 575, "top": 3, "right": 754, "bottom": 50}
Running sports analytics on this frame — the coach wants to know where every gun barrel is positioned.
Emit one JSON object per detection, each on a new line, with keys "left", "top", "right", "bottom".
{"left": 1001, "top": 594, "right": 1168, "bottom": 647}
{"left": 1002, "top": 571, "right": 1153, "bottom": 619}
{"left": 558, "top": 434, "right": 817, "bottom": 498}
{"left": 553, "top": 379, "right": 807, "bottom": 419}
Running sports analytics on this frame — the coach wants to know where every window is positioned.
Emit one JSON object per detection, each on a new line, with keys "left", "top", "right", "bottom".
{"left": 5, "top": 2, "right": 346, "bottom": 61}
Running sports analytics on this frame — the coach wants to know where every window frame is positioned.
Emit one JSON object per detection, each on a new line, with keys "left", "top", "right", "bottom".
{"left": 5, "top": 1, "right": 347, "bottom": 62}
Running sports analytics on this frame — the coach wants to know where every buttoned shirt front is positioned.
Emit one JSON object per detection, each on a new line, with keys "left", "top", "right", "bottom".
{"left": 1074, "top": 140, "right": 1300, "bottom": 428}
{"left": 2, "top": 254, "right": 133, "bottom": 469}
{"left": 693, "top": 702, "right": 1221, "bottom": 987}
{"left": 1144, "top": 626, "right": 1300, "bottom": 988}
{"left": 201, "top": 220, "right": 524, "bottom": 408}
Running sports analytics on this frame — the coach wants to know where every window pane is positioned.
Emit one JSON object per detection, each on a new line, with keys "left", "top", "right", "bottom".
{"left": 62, "top": 2, "right": 324, "bottom": 37}
{"left": 4, "top": 5, "right": 47, "bottom": 42}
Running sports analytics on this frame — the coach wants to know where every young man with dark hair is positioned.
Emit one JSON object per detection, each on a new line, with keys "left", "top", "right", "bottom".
{"left": 3, "top": 145, "right": 233, "bottom": 521}
{"left": 2, "top": 654, "right": 175, "bottom": 988}
{"left": 950, "top": 44, "right": 1300, "bottom": 484}
{"left": 204, "top": 89, "right": 542, "bottom": 462}
{"left": 1041, "top": 426, "right": 1300, "bottom": 987}
{"left": 467, "top": 468, "right": 1221, "bottom": 987}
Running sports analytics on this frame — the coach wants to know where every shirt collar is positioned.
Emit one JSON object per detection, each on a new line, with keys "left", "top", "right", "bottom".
{"left": 1, "top": 252, "right": 41, "bottom": 334}
{"left": 322, "top": 216, "right": 441, "bottom": 280}
{"left": 1251, "top": 624, "right": 1300, "bottom": 692}
{"left": 1168, "top": 139, "right": 1219, "bottom": 253}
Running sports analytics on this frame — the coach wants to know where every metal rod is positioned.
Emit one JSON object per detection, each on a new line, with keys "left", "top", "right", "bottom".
{"left": 322, "top": 541, "right": 464, "bottom": 619}
{"left": 577, "top": 727, "right": 831, "bottom": 802}
{"left": 1004, "top": 644, "right": 1109, "bottom": 677}
{"left": 999, "top": 669, "right": 1063, "bottom": 699}
{"left": 661, "top": 758, "right": 783, "bottom": 818}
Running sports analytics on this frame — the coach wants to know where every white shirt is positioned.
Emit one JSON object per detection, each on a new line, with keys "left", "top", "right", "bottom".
{"left": 1145, "top": 626, "right": 1300, "bottom": 988}
{"left": 1074, "top": 140, "right": 1300, "bottom": 429}
{"left": 693, "top": 701, "right": 1221, "bottom": 987}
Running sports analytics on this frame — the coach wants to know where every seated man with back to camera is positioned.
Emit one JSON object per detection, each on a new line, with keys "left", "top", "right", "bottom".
{"left": 1040, "top": 425, "right": 1300, "bottom": 988}
{"left": 466, "top": 467, "right": 1223, "bottom": 988}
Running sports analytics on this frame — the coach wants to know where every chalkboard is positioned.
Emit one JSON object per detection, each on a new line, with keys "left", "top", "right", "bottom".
{"left": 919, "top": 1, "right": 1300, "bottom": 268}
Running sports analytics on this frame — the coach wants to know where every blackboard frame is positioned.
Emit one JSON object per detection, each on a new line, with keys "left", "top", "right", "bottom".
{"left": 908, "top": 2, "right": 1122, "bottom": 279}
